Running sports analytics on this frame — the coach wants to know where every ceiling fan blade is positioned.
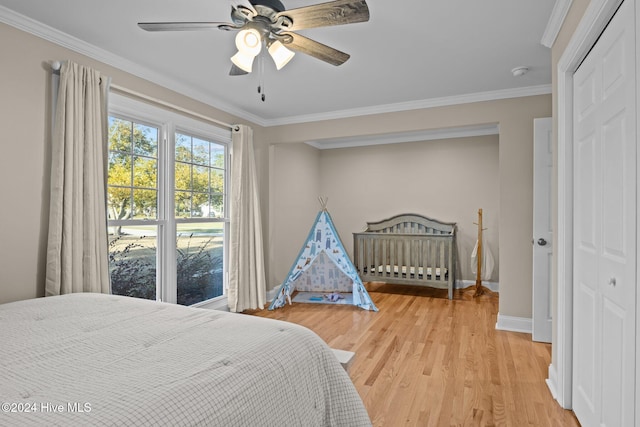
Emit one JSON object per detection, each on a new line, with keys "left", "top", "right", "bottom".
{"left": 229, "top": 64, "right": 249, "bottom": 76}
{"left": 275, "top": 0, "right": 369, "bottom": 31}
{"left": 138, "top": 22, "right": 235, "bottom": 32}
{"left": 229, "top": 0, "right": 257, "bottom": 15}
{"left": 281, "top": 32, "right": 350, "bottom": 66}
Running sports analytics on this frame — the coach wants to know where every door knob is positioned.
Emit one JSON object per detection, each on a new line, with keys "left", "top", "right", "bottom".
{"left": 537, "top": 238, "right": 547, "bottom": 246}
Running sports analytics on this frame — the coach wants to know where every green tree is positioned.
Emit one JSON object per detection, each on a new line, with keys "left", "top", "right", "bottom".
{"left": 174, "top": 134, "right": 224, "bottom": 218}
{"left": 108, "top": 118, "right": 158, "bottom": 232}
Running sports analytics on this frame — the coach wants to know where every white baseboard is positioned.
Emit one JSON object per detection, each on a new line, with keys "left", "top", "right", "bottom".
{"left": 266, "top": 287, "right": 278, "bottom": 301}
{"left": 546, "top": 363, "right": 558, "bottom": 401}
{"left": 456, "top": 279, "right": 499, "bottom": 293}
{"left": 495, "top": 313, "right": 532, "bottom": 334}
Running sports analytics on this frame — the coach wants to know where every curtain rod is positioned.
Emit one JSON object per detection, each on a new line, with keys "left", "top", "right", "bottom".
{"left": 51, "top": 61, "right": 236, "bottom": 131}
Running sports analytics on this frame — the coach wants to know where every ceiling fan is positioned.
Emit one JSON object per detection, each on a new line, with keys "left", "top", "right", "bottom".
{"left": 138, "top": 0, "right": 370, "bottom": 76}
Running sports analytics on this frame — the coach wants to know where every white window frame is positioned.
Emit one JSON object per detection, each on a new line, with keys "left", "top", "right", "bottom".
{"left": 108, "top": 93, "right": 231, "bottom": 306}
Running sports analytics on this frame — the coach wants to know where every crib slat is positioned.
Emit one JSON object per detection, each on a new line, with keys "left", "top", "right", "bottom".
{"left": 373, "top": 237, "right": 378, "bottom": 278}
{"left": 422, "top": 240, "right": 429, "bottom": 280}
{"left": 355, "top": 235, "right": 362, "bottom": 274}
{"left": 432, "top": 240, "right": 437, "bottom": 280}
{"left": 414, "top": 240, "right": 420, "bottom": 279}
{"left": 369, "top": 237, "right": 376, "bottom": 279}
{"left": 382, "top": 238, "right": 387, "bottom": 278}
{"left": 440, "top": 241, "right": 445, "bottom": 282}
{"left": 365, "top": 237, "right": 373, "bottom": 276}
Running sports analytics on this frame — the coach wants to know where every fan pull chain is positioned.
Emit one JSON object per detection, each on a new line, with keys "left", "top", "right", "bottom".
{"left": 257, "top": 54, "right": 266, "bottom": 102}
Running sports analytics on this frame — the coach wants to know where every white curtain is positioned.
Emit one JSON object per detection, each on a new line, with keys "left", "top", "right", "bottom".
{"left": 45, "top": 61, "right": 111, "bottom": 296}
{"left": 228, "top": 125, "right": 267, "bottom": 312}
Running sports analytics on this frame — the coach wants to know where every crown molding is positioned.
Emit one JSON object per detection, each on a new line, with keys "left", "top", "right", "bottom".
{"left": 1, "top": 5, "right": 551, "bottom": 128}
{"left": 305, "top": 123, "right": 499, "bottom": 150}
{"left": 541, "top": 0, "right": 573, "bottom": 48}
{"left": 265, "top": 84, "right": 551, "bottom": 127}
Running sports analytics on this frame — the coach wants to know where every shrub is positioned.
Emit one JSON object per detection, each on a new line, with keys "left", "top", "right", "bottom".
{"left": 109, "top": 235, "right": 156, "bottom": 300}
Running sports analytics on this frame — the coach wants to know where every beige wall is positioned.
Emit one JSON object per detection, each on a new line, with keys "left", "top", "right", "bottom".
{"left": 0, "top": 22, "right": 264, "bottom": 304}
{"left": 265, "top": 95, "right": 552, "bottom": 319}
{"left": 321, "top": 135, "right": 500, "bottom": 281}
{"left": 268, "top": 142, "right": 321, "bottom": 285}
{"left": 269, "top": 135, "right": 500, "bottom": 290}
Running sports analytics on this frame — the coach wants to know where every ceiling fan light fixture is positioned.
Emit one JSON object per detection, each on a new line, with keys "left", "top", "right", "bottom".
{"left": 235, "top": 28, "right": 262, "bottom": 55}
{"left": 231, "top": 27, "right": 262, "bottom": 73}
{"left": 268, "top": 40, "right": 295, "bottom": 70}
{"left": 231, "top": 50, "right": 256, "bottom": 73}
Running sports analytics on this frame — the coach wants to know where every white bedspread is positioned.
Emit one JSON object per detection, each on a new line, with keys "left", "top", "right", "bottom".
{"left": 0, "top": 294, "right": 371, "bottom": 426}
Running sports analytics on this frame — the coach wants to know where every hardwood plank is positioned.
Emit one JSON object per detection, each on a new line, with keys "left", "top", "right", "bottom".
{"left": 244, "top": 285, "right": 580, "bottom": 427}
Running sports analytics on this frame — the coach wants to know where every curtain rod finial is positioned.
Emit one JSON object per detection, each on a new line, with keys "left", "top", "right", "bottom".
{"left": 52, "top": 61, "right": 62, "bottom": 71}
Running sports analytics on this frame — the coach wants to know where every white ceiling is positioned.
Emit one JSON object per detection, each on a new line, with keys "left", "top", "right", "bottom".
{"left": 0, "top": 0, "right": 558, "bottom": 126}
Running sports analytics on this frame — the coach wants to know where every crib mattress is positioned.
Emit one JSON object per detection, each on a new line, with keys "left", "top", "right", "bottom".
{"left": 374, "top": 265, "right": 446, "bottom": 277}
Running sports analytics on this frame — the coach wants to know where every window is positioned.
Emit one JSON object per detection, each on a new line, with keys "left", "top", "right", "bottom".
{"left": 106, "top": 94, "right": 230, "bottom": 306}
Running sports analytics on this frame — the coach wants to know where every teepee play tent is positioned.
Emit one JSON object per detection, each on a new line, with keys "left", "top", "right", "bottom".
{"left": 269, "top": 199, "right": 378, "bottom": 311}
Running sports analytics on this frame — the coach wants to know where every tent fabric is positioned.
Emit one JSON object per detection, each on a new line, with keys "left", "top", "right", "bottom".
{"left": 294, "top": 251, "right": 354, "bottom": 291}
{"left": 269, "top": 210, "right": 378, "bottom": 311}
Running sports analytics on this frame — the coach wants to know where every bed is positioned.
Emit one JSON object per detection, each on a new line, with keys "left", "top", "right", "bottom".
{"left": 0, "top": 293, "right": 371, "bottom": 426}
{"left": 353, "top": 213, "right": 456, "bottom": 299}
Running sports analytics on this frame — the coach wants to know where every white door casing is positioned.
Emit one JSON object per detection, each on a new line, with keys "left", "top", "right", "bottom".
{"left": 533, "top": 117, "right": 553, "bottom": 343}
{"left": 572, "top": 1, "right": 636, "bottom": 426}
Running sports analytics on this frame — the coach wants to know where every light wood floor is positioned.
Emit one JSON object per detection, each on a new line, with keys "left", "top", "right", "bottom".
{"left": 245, "top": 283, "right": 580, "bottom": 427}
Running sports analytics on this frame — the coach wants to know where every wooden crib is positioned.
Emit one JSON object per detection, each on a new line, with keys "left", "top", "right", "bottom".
{"left": 353, "top": 213, "right": 456, "bottom": 299}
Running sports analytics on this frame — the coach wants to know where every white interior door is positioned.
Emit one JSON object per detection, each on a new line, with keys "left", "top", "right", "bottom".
{"left": 532, "top": 117, "right": 553, "bottom": 343}
{"left": 572, "top": 1, "right": 636, "bottom": 426}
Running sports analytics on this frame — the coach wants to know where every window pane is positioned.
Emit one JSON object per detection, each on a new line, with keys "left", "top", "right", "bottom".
{"left": 210, "top": 194, "right": 224, "bottom": 217}
{"left": 175, "top": 162, "right": 191, "bottom": 191}
{"left": 108, "top": 187, "right": 132, "bottom": 220}
{"left": 193, "top": 165, "right": 209, "bottom": 192}
{"left": 176, "top": 224, "right": 224, "bottom": 306}
{"left": 192, "top": 192, "right": 208, "bottom": 217}
{"left": 108, "top": 152, "right": 132, "bottom": 185}
{"left": 175, "top": 191, "right": 192, "bottom": 218}
{"left": 199, "top": 200, "right": 218, "bottom": 218}
{"left": 210, "top": 144, "right": 225, "bottom": 168}
{"left": 108, "top": 117, "right": 132, "bottom": 152}
{"left": 175, "top": 133, "right": 226, "bottom": 222}
{"left": 210, "top": 168, "right": 224, "bottom": 194}
{"left": 192, "top": 138, "right": 209, "bottom": 166}
{"left": 133, "top": 123, "right": 158, "bottom": 157}
{"left": 132, "top": 189, "right": 158, "bottom": 219}
{"left": 132, "top": 156, "right": 157, "bottom": 189}
{"left": 175, "top": 133, "right": 191, "bottom": 162}
{"left": 109, "top": 226, "right": 157, "bottom": 301}
{"left": 108, "top": 117, "right": 160, "bottom": 221}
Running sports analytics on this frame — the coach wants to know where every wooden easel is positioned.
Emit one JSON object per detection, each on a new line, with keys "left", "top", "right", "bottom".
{"left": 474, "top": 208, "right": 488, "bottom": 297}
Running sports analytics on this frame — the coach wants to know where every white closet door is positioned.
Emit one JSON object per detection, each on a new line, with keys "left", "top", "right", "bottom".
{"left": 572, "top": 1, "right": 637, "bottom": 426}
